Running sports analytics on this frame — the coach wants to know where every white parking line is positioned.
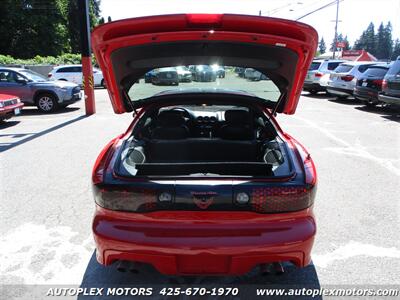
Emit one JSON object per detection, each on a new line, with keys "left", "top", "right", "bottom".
{"left": 313, "top": 241, "right": 400, "bottom": 268}
{"left": 293, "top": 116, "right": 400, "bottom": 176}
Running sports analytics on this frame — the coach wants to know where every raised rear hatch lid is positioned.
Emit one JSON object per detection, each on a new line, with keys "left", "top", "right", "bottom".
{"left": 92, "top": 14, "right": 318, "bottom": 114}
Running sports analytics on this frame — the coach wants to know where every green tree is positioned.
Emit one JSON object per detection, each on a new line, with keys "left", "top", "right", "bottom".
{"left": 392, "top": 39, "right": 400, "bottom": 60}
{"left": 0, "top": 0, "right": 68, "bottom": 58}
{"left": 318, "top": 37, "right": 326, "bottom": 54}
{"left": 65, "top": 0, "right": 102, "bottom": 54}
{"left": 353, "top": 22, "right": 376, "bottom": 54}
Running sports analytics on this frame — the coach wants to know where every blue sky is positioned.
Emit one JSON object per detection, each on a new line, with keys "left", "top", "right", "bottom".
{"left": 100, "top": 0, "right": 400, "bottom": 46}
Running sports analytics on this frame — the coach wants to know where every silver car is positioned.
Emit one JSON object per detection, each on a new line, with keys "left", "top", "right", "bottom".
{"left": 326, "top": 62, "right": 381, "bottom": 99}
{"left": 0, "top": 67, "right": 81, "bottom": 113}
{"left": 303, "top": 59, "right": 345, "bottom": 94}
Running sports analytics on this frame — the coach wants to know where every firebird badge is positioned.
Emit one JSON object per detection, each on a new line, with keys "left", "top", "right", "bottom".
{"left": 191, "top": 191, "right": 217, "bottom": 209}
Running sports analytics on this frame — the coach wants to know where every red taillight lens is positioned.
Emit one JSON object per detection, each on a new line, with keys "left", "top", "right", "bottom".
{"left": 341, "top": 75, "right": 354, "bottom": 82}
{"left": 186, "top": 14, "right": 223, "bottom": 27}
{"left": 314, "top": 72, "right": 323, "bottom": 78}
{"left": 48, "top": 73, "right": 52, "bottom": 78}
{"left": 251, "top": 186, "right": 315, "bottom": 213}
{"left": 372, "top": 79, "right": 383, "bottom": 87}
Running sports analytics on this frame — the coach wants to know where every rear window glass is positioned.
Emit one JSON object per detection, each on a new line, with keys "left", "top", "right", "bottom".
{"left": 364, "top": 67, "right": 388, "bottom": 77}
{"left": 387, "top": 61, "right": 400, "bottom": 75}
{"left": 327, "top": 62, "right": 342, "bottom": 70}
{"left": 128, "top": 65, "right": 281, "bottom": 103}
{"left": 309, "top": 62, "right": 321, "bottom": 71}
{"left": 334, "top": 64, "right": 353, "bottom": 73}
{"left": 358, "top": 65, "right": 374, "bottom": 73}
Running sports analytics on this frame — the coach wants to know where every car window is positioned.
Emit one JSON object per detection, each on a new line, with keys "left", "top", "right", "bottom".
{"left": 0, "top": 70, "right": 25, "bottom": 83}
{"left": 309, "top": 62, "right": 321, "bottom": 71}
{"left": 364, "top": 67, "right": 388, "bottom": 77}
{"left": 358, "top": 65, "right": 374, "bottom": 73}
{"left": 19, "top": 69, "right": 47, "bottom": 82}
{"left": 386, "top": 61, "right": 400, "bottom": 76}
{"left": 327, "top": 62, "right": 341, "bottom": 70}
{"left": 57, "top": 67, "right": 74, "bottom": 73}
{"left": 75, "top": 66, "right": 82, "bottom": 72}
{"left": 334, "top": 64, "right": 353, "bottom": 73}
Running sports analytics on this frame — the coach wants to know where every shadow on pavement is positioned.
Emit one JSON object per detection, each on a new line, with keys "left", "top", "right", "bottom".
{"left": 355, "top": 105, "right": 400, "bottom": 123}
{"left": 20, "top": 106, "right": 81, "bottom": 116}
{"left": 327, "top": 98, "right": 360, "bottom": 105}
{"left": 301, "top": 92, "right": 332, "bottom": 99}
{"left": 0, "top": 120, "right": 20, "bottom": 129}
{"left": 79, "top": 251, "right": 321, "bottom": 300}
{"left": 0, "top": 115, "right": 89, "bottom": 152}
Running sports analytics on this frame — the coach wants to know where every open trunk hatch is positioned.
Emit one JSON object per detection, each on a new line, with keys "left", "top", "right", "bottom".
{"left": 92, "top": 14, "right": 318, "bottom": 114}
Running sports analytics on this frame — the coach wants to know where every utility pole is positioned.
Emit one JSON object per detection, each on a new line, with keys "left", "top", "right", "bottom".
{"left": 332, "top": 0, "right": 340, "bottom": 59}
{"left": 78, "top": 0, "right": 96, "bottom": 115}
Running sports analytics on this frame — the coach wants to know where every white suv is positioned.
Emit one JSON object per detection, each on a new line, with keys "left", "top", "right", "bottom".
{"left": 303, "top": 59, "right": 345, "bottom": 94}
{"left": 48, "top": 65, "right": 105, "bottom": 88}
{"left": 327, "top": 62, "right": 381, "bottom": 99}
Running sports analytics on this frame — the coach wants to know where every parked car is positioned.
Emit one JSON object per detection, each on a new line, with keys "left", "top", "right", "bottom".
{"left": 327, "top": 61, "right": 381, "bottom": 99}
{"left": 211, "top": 64, "right": 226, "bottom": 78}
{"left": 303, "top": 59, "right": 345, "bottom": 94}
{"left": 0, "top": 67, "right": 81, "bottom": 113}
{"left": 0, "top": 94, "right": 24, "bottom": 122}
{"left": 192, "top": 65, "right": 217, "bottom": 82}
{"left": 244, "top": 68, "right": 268, "bottom": 81}
{"left": 234, "top": 67, "right": 246, "bottom": 77}
{"left": 144, "top": 69, "right": 156, "bottom": 83}
{"left": 378, "top": 56, "right": 400, "bottom": 106}
{"left": 48, "top": 64, "right": 105, "bottom": 88}
{"left": 175, "top": 66, "right": 192, "bottom": 82}
{"left": 91, "top": 14, "right": 318, "bottom": 275}
{"left": 151, "top": 67, "right": 179, "bottom": 85}
{"left": 353, "top": 64, "right": 390, "bottom": 106}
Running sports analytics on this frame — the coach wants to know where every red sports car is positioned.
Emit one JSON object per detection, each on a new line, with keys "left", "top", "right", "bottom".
{"left": 0, "top": 94, "right": 24, "bottom": 122}
{"left": 91, "top": 14, "right": 318, "bottom": 275}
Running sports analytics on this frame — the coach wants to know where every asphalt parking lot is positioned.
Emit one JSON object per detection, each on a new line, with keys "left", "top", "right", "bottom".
{"left": 1, "top": 78, "right": 399, "bottom": 299}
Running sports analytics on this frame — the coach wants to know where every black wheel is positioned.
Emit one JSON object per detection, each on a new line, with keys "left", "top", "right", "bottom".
{"left": 309, "top": 90, "right": 318, "bottom": 95}
{"left": 101, "top": 79, "right": 107, "bottom": 89}
{"left": 35, "top": 93, "right": 58, "bottom": 113}
{"left": 365, "top": 100, "right": 377, "bottom": 107}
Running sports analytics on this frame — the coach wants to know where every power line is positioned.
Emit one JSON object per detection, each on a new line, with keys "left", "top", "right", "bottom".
{"left": 295, "top": 0, "right": 343, "bottom": 21}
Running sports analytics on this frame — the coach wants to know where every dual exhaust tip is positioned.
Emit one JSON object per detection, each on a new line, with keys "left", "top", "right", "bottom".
{"left": 115, "top": 260, "right": 285, "bottom": 275}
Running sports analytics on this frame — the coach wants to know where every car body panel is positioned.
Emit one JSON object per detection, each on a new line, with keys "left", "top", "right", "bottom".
{"left": 91, "top": 14, "right": 318, "bottom": 114}
{"left": 379, "top": 57, "right": 400, "bottom": 105}
{"left": 354, "top": 65, "right": 389, "bottom": 104}
{"left": 0, "top": 94, "right": 24, "bottom": 121}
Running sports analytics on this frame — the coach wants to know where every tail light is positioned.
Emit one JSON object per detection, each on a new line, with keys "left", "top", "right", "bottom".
{"left": 341, "top": 75, "right": 354, "bottom": 82}
{"left": 314, "top": 72, "right": 323, "bottom": 78}
{"left": 382, "top": 80, "right": 388, "bottom": 89}
{"left": 372, "top": 79, "right": 383, "bottom": 86}
{"left": 251, "top": 186, "right": 315, "bottom": 213}
{"left": 48, "top": 73, "right": 52, "bottom": 78}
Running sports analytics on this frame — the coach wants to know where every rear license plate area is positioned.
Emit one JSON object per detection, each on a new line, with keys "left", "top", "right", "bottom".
{"left": 177, "top": 255, "right": 230, "bottom": 274}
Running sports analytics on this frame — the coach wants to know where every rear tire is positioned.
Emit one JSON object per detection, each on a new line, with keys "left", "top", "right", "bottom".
{"left": 309, "top": 90, "right": 318, "bottom": 95}
{"left": 35, "top": 93, "right": 58, "bottom": 113}
{"left": 101, "top": 79, "right": 107, "bottom": 89}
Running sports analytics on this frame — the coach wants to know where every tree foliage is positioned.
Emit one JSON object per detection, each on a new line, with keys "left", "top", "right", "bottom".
{"left": 0, "top": 0, "right": 101, "bottom": 59}
{"left": 318, "top": 37, "right": 326, "bottom": 54}
{"left": 353, "top": 21, "right": 394, "bottom": 60}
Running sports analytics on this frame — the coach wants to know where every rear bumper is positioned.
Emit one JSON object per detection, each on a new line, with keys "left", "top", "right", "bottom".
{"left": 353, "top": 87, "right": 379, "bottom": 102}
{"left": 93, "top": 205, "right": 316, "bottom": 275}
{"left": 326, "top": 86, "right": 353, "bottom": 97}
{"left": 378, "top": 93, "right": 400, "bottom": 106}
{"left": 0, "top": 102, "right": 24, "bottom": 120}
{"left": 303, "top": 82, "right": 325, "bottom": 91}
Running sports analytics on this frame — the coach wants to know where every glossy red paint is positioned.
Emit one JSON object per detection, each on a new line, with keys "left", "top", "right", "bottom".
{"left": 0, "top": 94, "right": 24, "bottom": 120}
{"left": 91, "top": 14, "right": 318, "bottom": 114}
{"left": 93, "top": 205, "right": 316, "bottom": 275}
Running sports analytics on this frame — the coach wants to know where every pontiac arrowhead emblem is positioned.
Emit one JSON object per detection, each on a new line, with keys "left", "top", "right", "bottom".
{"left": 191, "top": 191, "right": 217, "bottom": 209}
